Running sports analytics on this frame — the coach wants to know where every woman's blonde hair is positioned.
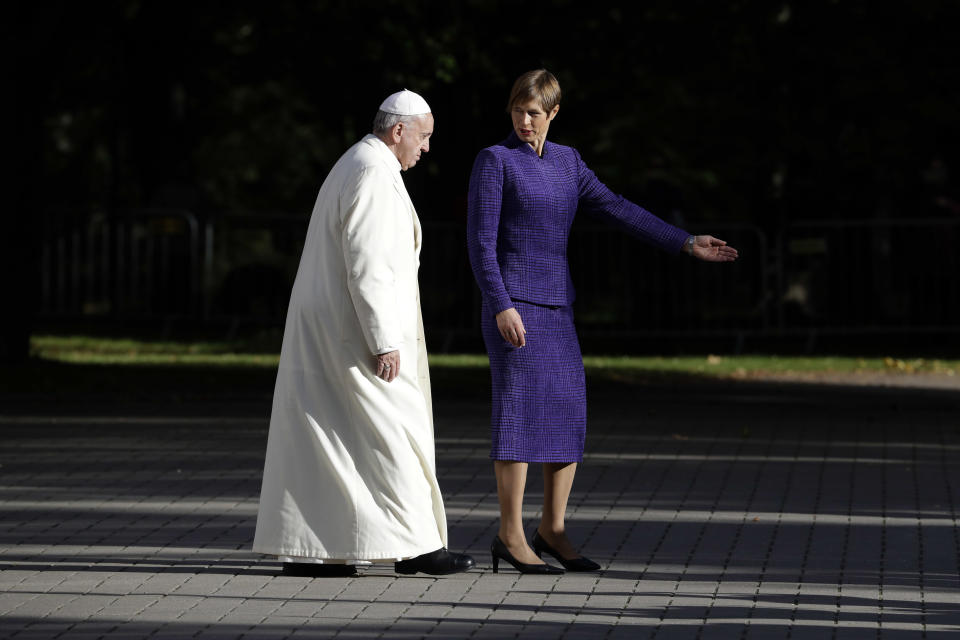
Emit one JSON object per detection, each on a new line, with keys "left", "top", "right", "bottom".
{"left": 506, "top": 69, "right": 561, "bottom": 113}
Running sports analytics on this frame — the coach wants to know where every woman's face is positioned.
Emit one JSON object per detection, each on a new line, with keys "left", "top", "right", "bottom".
{"left": 511, "top": 98, "right": 559, "bottom": 148}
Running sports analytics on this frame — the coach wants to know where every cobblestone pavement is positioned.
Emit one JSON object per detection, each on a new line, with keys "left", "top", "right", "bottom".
{"left": 1, "top": 380, "right": 959, "bottom": 639}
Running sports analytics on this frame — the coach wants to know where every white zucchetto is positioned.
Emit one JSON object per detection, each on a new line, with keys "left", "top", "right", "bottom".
{"left": 379, "top": 89, "right": 431, "bottom": 116}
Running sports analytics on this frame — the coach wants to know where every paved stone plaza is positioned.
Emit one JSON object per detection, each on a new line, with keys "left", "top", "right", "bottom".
{"left": 1, "top": 379, "right": 958, "bottom": 638}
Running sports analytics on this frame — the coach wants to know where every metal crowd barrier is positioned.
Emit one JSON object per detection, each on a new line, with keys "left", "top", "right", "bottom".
{"left": 37, "top": 210, "right": 960, "bottom": 350}
{"left": 40, "top": 209, "right": 201, "bottom": 319}
{"left": 777, "top": 218, "right": 960, "bottom": 331}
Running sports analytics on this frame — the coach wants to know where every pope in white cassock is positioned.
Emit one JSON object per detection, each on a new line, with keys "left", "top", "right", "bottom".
{"left": 253, "top": 90, "right": 475, "bottom": 577}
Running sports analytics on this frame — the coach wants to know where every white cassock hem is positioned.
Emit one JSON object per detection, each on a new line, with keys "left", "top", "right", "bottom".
{"left": 278, "top": 556, "right": 382, "bottom": 565}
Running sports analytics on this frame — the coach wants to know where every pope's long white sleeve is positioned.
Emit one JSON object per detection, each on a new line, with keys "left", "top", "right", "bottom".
{"left": 340, "top": 164, "right": 404, "bottom": 355}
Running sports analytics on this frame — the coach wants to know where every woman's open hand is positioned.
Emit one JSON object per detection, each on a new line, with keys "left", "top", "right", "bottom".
{"left": 690, "top": 235, "right": 739, "bottom": 262}
{"left": 496, "top": 308, "right": 526, "bottom": 347}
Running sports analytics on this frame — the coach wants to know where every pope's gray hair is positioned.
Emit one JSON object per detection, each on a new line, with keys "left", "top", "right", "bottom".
{"left": 372, "top": 110, "right": 426, "bottom": 135}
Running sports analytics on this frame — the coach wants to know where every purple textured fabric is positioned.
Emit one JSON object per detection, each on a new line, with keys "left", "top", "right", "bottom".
{"left": 467, "top": 131, "right": 690, "bottom": 315}
{"left": 481, "top": 300, "right": 585, "bottom": 462}
{"left": 467, "top": 132, "right": 691, "bottom": 462}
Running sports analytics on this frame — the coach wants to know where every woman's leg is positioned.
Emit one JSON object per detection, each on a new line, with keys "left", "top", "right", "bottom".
{"left": 538, "top": 462, "right": 580, "bottom": 558}
{"left": 495, "top": 460, "right": 544, "bottom": 564}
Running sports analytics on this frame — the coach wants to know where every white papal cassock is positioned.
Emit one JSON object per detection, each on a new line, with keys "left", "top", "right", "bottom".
{"left": 253, "top": 134, "right": 446, "bottom": 561}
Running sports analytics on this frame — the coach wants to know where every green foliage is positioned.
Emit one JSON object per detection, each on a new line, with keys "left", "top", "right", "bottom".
{"left": 28, "top": 1, "right": 960, "bottom": 222}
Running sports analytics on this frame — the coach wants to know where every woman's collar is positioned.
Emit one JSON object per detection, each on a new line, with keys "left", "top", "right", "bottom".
{"left": 506, "top": 130, "right": 548, "bottom": 158}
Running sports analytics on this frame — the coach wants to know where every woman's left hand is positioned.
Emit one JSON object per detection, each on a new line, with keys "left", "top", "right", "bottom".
{"left": 689, "top": 235, "right": 739, "bottom": 262}
{"left": 495, "top": 307, "right": 526, "bottom": 347}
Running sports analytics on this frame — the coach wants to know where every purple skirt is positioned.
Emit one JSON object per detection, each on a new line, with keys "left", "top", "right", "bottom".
{"left": 481, "top": 300, "right": 586, "bottom": 463}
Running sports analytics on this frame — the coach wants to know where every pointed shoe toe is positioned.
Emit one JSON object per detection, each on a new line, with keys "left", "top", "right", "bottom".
{"left": 531, "top": 531, "right": 601, "bottom": 572}
{"left": 490, "top": 536, "right": 564, "bottom": 575}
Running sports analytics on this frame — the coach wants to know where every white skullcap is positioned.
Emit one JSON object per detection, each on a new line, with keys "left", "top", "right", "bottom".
{"left": 378, "top": 89, "right": 431, "bottom": 116}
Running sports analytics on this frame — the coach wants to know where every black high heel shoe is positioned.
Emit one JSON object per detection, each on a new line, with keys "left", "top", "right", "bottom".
{"left": 490, "top": 536, "right": 564, "bottom": 574}
{"left": 531, "top": 531, "right": 601, "bottom": 572}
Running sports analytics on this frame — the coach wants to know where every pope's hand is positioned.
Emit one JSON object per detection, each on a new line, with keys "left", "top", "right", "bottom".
{"left": 376, "top": 350, "right": 400, "bottom": 382}
{"left": 496, "top": 308, "right": 526, "bottom": 347}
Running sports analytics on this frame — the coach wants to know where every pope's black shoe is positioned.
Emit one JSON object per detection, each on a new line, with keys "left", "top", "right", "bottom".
{"left": 395, "top": 548, "right": 475, "bottom": 575}
{"left": 281, "top": 562, "right": 357, "bottom": 577}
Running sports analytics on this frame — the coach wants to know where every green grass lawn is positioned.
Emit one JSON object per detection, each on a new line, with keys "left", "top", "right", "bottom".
{"left": 31, "top": 335, "right": 282, "bottom": 367}
{"left": 28, "top": 335, "right": 960, "bottom": 376}
{"left": 2, "top": 334, "right": 955, "bottom": 398}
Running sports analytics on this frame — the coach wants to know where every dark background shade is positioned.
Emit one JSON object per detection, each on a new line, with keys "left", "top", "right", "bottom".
{"left": 6, "top": 0, "right": 960, "bottom": 362}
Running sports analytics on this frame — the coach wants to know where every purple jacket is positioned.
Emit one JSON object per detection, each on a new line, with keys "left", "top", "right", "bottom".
{"left": 467, "top": 132, "right": 690, "bottom": 314}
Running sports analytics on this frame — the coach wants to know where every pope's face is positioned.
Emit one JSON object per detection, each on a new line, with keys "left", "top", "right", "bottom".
{"left": 396, "top": 113, "right": 433, "bottom": 171}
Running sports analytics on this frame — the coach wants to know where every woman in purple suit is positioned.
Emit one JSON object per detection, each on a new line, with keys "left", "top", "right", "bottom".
{"left": 467, "top": 69, "right": 738, "bottom": 574}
